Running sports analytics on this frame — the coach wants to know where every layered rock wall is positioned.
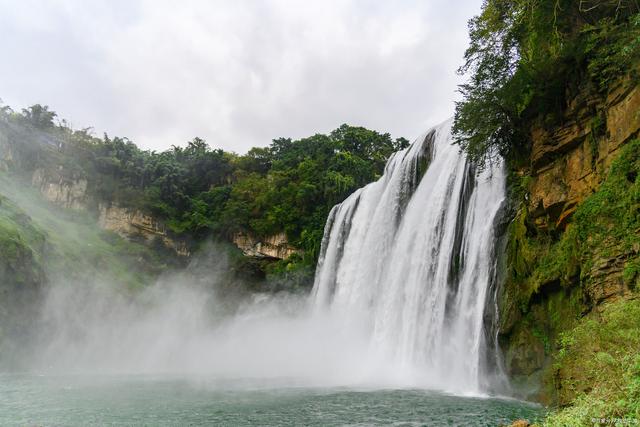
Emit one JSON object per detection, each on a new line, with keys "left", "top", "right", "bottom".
{"left": 500, "top": 78, "right": 640, "bottom": 401}
{"left": 31, "top": 168, "right": 88, "bottom": 211}
{"left": 233, "top": 232, "right": 300, "bottom": 260}
{"left": 527, "top": 81, "right": 640, "bottom": 231}
{"left": 98, "top": 204, "right": 190, "bottom": 257}
{"left": 29, "top": 168, "right": 189, "bottom": 257}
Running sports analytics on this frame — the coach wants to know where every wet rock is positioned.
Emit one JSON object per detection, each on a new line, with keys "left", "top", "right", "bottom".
{"left": 505, "top": 327, "right": 546, "bottom": 377}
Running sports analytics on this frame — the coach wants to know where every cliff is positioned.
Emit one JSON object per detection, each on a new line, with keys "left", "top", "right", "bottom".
{"left": 31, "top": 168, "right": 89, "bottom": 211}
{"left": 1, "top": 120, "right": 305, "bottom": 263}
{"left": 28, "top": 166, "right": 301, "bottom": 261}
{"left": 527, "top": 80, "right": 640, "bottom": 236}
{"left": 498, "top": 76, "right": 640, "bottom": 404}
{"left": 232, "top": 232, "right": 300, "bottom": 260}
{"left": 0, "top": 124, "right": 190, "bottom": 258}
{"left": 30, "top": 167, "right": 190, "bottom": 257}
{"left": 98, "top": 204, "right": 190, "bottom": 257}
{"left": 0, "top": 174, "right": 176, "bottom": 367}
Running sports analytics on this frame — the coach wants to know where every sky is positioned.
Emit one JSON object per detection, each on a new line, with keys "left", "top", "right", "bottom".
{"left": 0, "top": 0, "right": 482, "bottom": 153}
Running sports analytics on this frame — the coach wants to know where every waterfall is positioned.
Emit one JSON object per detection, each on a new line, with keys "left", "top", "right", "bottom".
{"left": 312, "top": 119, "right": 506, "bottom": 394}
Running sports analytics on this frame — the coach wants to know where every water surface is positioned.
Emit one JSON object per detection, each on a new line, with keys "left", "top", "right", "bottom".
{"left": 1, "top": 374, "right": 543, "bottom": 426}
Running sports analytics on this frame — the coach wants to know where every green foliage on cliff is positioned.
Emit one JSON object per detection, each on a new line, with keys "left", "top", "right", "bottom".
{"left": 0, "top": 195, "right": 46, "bottom": 288}
{"left": 504, "top": 140, "right": 640, "bottom": 415}
{"left": 454, "top": 0, "right": 640, "bottom": 166}
{"left": 0, "top": 173, "right": 168, "bottom": 290}
{"left": 532, "top": 140, "right": 640, "bottom": 300}
{"left": 0, "top": 194, "right": 46, "bottom": 367}
{"left": 542, "top": 298, "right": 640, "bottom": 425}
{"left": 508, "top": 139, "right": 640, "bottom": 307}
{"left": 1, "top": 103, "right": 407, "bottom": 267}
{"left": 0, "top": 172, "right": 180, "bottom": 368}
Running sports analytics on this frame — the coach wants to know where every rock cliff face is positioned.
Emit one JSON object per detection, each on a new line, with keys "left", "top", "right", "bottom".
{"left": 499, "top": 78, "right": 640, "bottom": 401}
{"left": 28, "top": 168, "right": 189, "bottom": 257}
{"left": 0, "top": 133, "right": 14, "bottom": 172}
{"left": 527, "top": 81, "right": 639, "bottom": 302}
{"left": 527, "top": 81, "right": 640, "bottom": 232}
{"left": 98, "top": 204, "right": 190, "bottom": 257}
{"left": 26, "top": 166, "right": 301, "bottom": 262}
{"left": 31, "top": 168, "right": 88, "bottom": 211}
{"left": 232, "top": 232, "right": 300, "bottom": 260}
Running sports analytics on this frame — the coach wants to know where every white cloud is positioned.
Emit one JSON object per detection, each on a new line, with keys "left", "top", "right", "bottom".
{"left": 0, "top": 0, "right": 482, "bottom": 152}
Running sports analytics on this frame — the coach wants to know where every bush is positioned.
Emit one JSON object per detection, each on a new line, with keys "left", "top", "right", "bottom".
{"left": 543, "top": 299, "right": 640, "bottom": 425}
{"left": 454, "top": 0, "right": 640, "bottom": 167}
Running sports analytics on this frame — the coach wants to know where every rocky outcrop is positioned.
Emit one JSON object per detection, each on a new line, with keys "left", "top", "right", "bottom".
{"left": 525, "top": 82, "right": 640, "bottom": 298}
{"left": 527, "top": 81, "right": 640, "bottom": 231}
{"left": 0, "top": 133, "right": 14, "bottom": 172}
{"left": 233, "top": 232, "right": 300, "bottom": 260}
{"left": 98, "top": 204, "right": 189, "bottom": 257}
{"left": 504, "top": 327, "right": 546, "bottom": 377}
{"left": 28, "top": 168, "right": 189, "bottom": 257}
{"left": 31, "top": 168, "right": 88, "bottom": 211}
{"left": 500, "top": 79, "right": 640, "bottom": 402}
{"left": 584, "top": 237, "right": 630, "bottom": 304}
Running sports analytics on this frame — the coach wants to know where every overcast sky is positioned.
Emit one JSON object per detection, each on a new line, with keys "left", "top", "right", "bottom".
{"left": 0, "top": 0, "right": 482, "bottom": 153}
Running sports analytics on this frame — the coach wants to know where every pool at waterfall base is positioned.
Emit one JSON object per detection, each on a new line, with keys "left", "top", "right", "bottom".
{"left": 1, "top": 374, "right": 544, "bottom": 426}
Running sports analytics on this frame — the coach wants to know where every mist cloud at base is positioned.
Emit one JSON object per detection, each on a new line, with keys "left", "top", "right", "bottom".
{"left": 1, "top": 165, "right": 444, "bottom": 392}
{"left": 24, "top": 246, "right": 398, "bottom": 388}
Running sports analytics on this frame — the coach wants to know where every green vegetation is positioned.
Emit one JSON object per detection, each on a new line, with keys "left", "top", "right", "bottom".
{"left": 0, "top": 173, "right": 168, "bottom": 290}
{"left": 456, "top": 1, "right": 640, "bottom": 419}
{"left": 542, "top": 298, "right": 640, "bottom": 425}
{"left": 0, "top": 170, "right": 178, "bottom": 367}
{"left": 0, "top": 194, "right": 46, "bottom": 288}
{"left": 454, "top": 0, "right": 640, "bottom": 167}
{"left": 507, "top": 139, "right": 640, "bottom": 310}
{"left": 1, "top": 103, "right": 408, "bottom": 273}
{"left": 0, "top": 194, "right": 46, "bottom": 367}
{"left": 502, "top": 139, "right": 640, "bottom": 418}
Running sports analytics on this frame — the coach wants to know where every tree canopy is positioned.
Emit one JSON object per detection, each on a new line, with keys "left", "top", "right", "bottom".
{"left": 453, "top": 0, "right": 640, "bottom": 167}
{"left": 1, "top": 104, "right": 408, "bottom": 265}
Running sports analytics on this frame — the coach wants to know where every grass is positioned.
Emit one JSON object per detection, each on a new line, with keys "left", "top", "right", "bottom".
{"left": 0, "top": 193, "right": 47, "bottom": 284}
{"left": 541, "top": 298, "right": 640, "bottom": 426}
{"left": 505, "top": 140, "right": 640, "bottom": 421}
{"left": 0, "top": 172, "right": 168, "bottom": 290}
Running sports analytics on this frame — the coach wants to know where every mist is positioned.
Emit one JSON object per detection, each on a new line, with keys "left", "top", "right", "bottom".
{"left": 17, "top": 245, "right": 376, "bottom": 387}
{"left": 0, "top": 157, "right": 411, "bottom": 390}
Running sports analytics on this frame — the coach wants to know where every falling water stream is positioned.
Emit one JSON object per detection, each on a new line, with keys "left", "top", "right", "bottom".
{"left": 313, "top": 119, "right": 507, "bottom": 394}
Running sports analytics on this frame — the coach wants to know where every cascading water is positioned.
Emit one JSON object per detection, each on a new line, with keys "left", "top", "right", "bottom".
{"left": 312, "top": 118, "right": 507, "bottom": 394}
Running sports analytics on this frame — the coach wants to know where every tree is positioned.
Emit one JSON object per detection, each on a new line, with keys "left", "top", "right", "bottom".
{"left": 0, "top": 99, "right": 12, "bottom": 119}
{"left": 453, "top": 0, "right": 640, "bottom": 168}
{"left": 21, "top": 104, "right": 57, "bottom": 128}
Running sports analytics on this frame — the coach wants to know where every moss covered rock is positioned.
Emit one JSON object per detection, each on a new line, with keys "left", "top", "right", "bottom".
{"left": 500, "top": 139, "right": 640, "bottom": 403}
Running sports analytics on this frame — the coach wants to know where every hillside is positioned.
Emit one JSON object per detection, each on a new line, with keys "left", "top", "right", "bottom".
{"left": 1, "top": 105, "right": 407, "bottom": 287}
{"left": 0, "top": 104, "right": 410, "bottom": 366}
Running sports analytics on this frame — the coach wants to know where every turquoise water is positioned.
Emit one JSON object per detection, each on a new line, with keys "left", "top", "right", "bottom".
{"left": 0, "top": 374, "right": 543, "bottom": 426}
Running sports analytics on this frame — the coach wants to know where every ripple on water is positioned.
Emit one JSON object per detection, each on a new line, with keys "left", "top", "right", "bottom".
{"left": 0, "top": 374, "right": 544, "bottom": 426}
